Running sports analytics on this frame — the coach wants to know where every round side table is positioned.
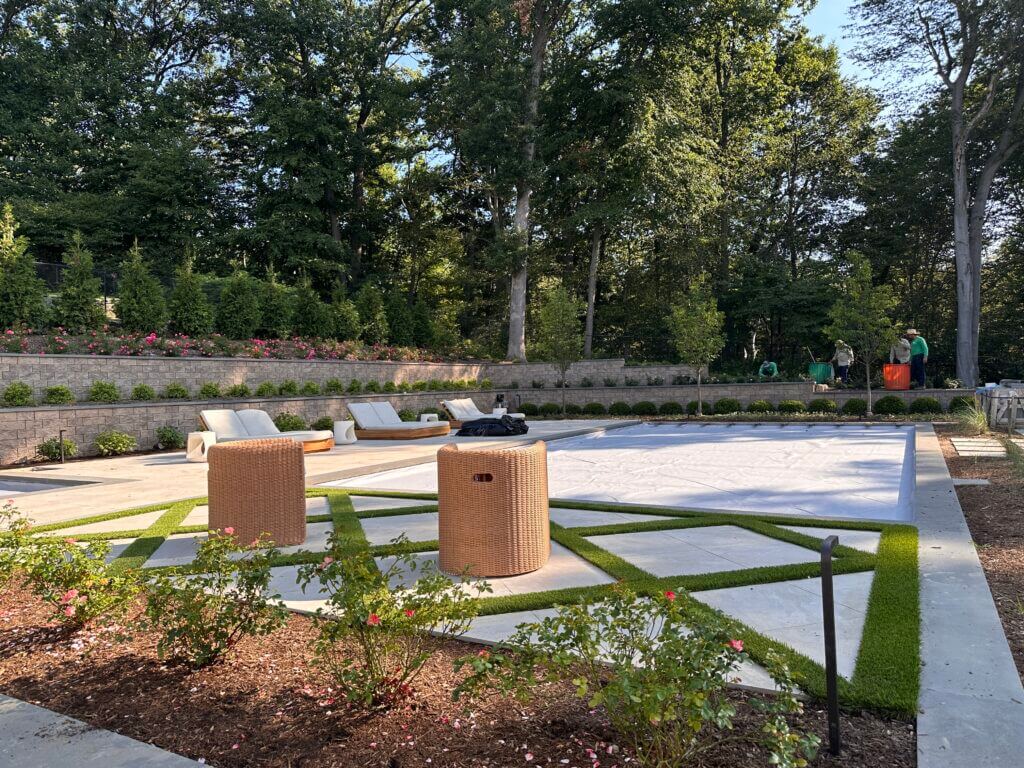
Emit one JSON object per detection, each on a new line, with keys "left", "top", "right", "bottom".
{"left": 333, "top": 420, "right": 357, "bottom": 444}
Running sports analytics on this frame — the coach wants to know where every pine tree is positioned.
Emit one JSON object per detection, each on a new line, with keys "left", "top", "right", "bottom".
{"left": 115, "top": 240, "right": 167, "bottom": 332}
{"left": 167, "top": 256, "right": 213, "bottom": 337}
{"left": 291, "top": 278, "right": 334, "bottom": 339}
{"left": 0, "top": 204, "right": 48, "bottom": 329}
{"left": 354, "top": 284, "right": 389, "bottom": 345}
{"left": 259, "top": 272, "right": 294, "bottom": 339}
{"left": 385, "top": 290, "right": 415, "bottom": 346}
{"left": 411, "top": 299, "right": 434, "bottom": 348}
{"left": 331, "top": 282, "right": 362, "bottom": 341}
{"left": 54, "top": 232, "right": 106, "bottom": 332}
{"left": 216, "top": 271, "right": 262, "bottom": 339}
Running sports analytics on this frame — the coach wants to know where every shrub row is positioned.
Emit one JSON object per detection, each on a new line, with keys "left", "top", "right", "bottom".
{"left": 1, "top": 377, "right": 492, "bottom": 408}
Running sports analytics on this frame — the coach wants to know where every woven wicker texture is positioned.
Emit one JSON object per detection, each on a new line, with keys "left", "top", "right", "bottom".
{"left": 437, "top": 441, "right": 549, "bottom": 577}
{"left": 207, "top": 438, "right": 307, "bottom": 546}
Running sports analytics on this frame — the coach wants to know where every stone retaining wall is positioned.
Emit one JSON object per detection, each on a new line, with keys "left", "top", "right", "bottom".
{"left": 0, "top": 381, "right": 967, "bottom": 465}
{"left": 0, "top": 353, "right": 698, "bottom": 401}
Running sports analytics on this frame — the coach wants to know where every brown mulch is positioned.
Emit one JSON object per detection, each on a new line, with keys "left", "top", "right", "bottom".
{"left": 938, "top": 427, "right": 1024, "bottom": 680}
{"left": 0, "top": 586, "right": 914, "bottom": 768}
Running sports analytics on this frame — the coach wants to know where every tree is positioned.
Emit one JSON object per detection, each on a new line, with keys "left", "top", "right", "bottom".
{"left": 331, "top": 282, "right": 361, "bottom": 341}
{"left": 531, "top": 282, "right": 583, "bottom": 414}
{"left": 291, "top": 279, "right": 334, "bottom": 339}
{"left": 216, "top": 271, "right": 262, "bottom": 340}
{"left": 116, "top": 240, "right": 167, "bottom": 333}
{"left": 168, "top": 256, "right": 213, "bottom": 337}
{"left": 53, "top": 233, "right": 106, "bottom": 332}
{"left": 667, "top": 275, "right": 726, "bottom": 416}
{"left": 259, "top": 273, "right": 295, "bottom": 339}
{"left": 0, "top": 203, "right": 48, "bottom": 329}
{"left": 354, "top": 284, "right": 389, "bottom": 345}
{"left": 824, "top": 253, "right": 898, "bottom": 415}
{"left": 854, "top": 0, "right": 1024, "bottom": 386}
{"left": 385, "top": 291, "right": 415, "bottom": 347}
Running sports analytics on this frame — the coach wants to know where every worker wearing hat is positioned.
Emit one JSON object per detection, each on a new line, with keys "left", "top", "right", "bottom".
{"left": 830, "top": 340, "right": 854, "bottom": 385}
{"left": 907, "top": 329, "right": 928, "bottom": 388}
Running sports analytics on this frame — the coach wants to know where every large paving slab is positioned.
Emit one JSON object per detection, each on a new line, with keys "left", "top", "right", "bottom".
{"left": 691, "top": 572, "right": 874, "bottom": 680}
{"left": 0, "top": 694, "right": 200, "bottom": 767}
{"left": 585, "top": 526, "right": 819, "bottom": 577}
{"left": 180, "top": 496, "right": 331, "bottom": 528}
{"left": 778, "top": 525, "right": 881, "bottom": 554}
{"left": 349, "top": 495, "right": 435, "bottom": 513}
{"left": 145, "top": 522, "right": 336, "bottom": 567}
{"left": 360, "top": 512, "right": 440, "bottom": 546}
{"left": 45, "top": 509, "right": 166, "bottom": 536}
{"left": 949, "top": 437, "right": 1007, "bottom": 457}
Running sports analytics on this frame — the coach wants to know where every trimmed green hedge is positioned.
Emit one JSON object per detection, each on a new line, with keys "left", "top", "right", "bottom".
{"left": 747, "top": 399, "right": 774, "bottom": 413}
{"left": 632, "top": 401, "right": 657, "bottom": 416}
{"left": 686, "top": 400, "right": 712, "bottom": 415}
{"left": 909, "top": 396, "right": 943, "bottom": 414}
{"left": 777, "top": 400, "right": 806, "bottom": 414}
{"left": 873, "top": 395, "right": 908, "bottom": 416}
{"left": 609, "top": 401, "right": 631, "bottom": 416}
{"left": 583, "top": 402, "right": 607, "bottom": 415}
{"left": 807, "top": 398, "right": 838, "bottom": 414}
{"left": 658, "top": 401, "right": 684, "bottom": 415}
{"left": 714, "top": 397, "right": 742, "bottom": 415}
{"left": 841, "top": 398, "right": 868, "bottom": 416}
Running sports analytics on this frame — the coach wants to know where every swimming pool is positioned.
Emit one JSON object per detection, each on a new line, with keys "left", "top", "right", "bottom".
{"left": 325, "top": 423, "right": 916, "bottom": 522}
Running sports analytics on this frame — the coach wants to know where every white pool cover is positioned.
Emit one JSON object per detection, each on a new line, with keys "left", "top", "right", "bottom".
{"left": 328, "top": 423, "right": 916, "bottom": 522}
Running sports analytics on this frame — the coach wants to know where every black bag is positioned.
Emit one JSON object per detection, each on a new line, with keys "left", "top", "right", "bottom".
{"left": 455, "top": 415, "right": 529, "bottom": 437}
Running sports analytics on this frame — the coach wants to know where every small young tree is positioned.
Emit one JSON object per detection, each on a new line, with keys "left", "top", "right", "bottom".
{"left": 666, "top": 275, "right": 725, "bottom": 416}
{"left": 216, "top": 270, "right": 262, "bottom": 339}
{"left": 259, "top": 271, "right": 294, "bottom": 339}
{"left": 355, "top": 284, "right": 389, "bottom": 345}
{"left": 54, "top": 232, "right": 106, "bottom": 332}
{"left": 825, "top": 253, "right": 898, "bottom": 416}
{"left": 292, "top": 278, "right": 334, "bottom": 339}
{"left": 168, "top": 255, "right": 213, "bottom": 337}
{"left": 0, "top": 204, "right": 48, "bottom": 329}
{"left": 116, "top": 240, "right": 167, "bottom": 333}
{"left": 532, "top": 283, "right": 584, "bottom": 415}
{"left": 331, "top": 282, "right": 361, "bottom": 341}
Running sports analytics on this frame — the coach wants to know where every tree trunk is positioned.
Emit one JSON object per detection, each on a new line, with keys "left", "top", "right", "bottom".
{"left": 583, "top": 225, "right": 602, "bottom": 358}
{"left": 865, "top": 359, "right": 873, "bottom": 417}
{"left": 560, "top": 365, "right": 567, "bottom": 415}
{"left": 696, "top": 369, "right": 703, "bottom": 417}
{"left": 951, "top": 115, "right": 979, "bottom": 387}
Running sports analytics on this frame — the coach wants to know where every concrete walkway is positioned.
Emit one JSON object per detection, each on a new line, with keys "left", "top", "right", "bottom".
{"left": 0, "top": 694, "right": 200, "bottom": 767}
{"left": 915, "top": 425, "right": 1024, "bottom": 768}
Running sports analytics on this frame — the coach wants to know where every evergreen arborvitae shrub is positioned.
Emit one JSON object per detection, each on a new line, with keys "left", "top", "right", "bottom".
{"left": 539, "top": 402, "right": 560, "bottom": 416}
{"left": 163, "top": 382, "right": 189, "bottom": 399}
{"left": 292, "top": 280, "right": 334, "bottom": 339}
{"left": 88, "top": 380, "right": 120, "bottom": 403}
{"left": 714, "top": 398, "right": 742, "bottom": 415}
{"left": 168, "top": 259, "right": 213, "bottom": 337}
{"left": 659, "top": 401, "right": 684, "bottom": 415}
{"left": 354, "top": 284, "right": 389, "bottom": 344}
{"left": 115, "top": 241, "right": 167, "bottom": 333}
{"left": 216, "top": 271, "right": 262, "bottom": 339}
{"left": 225, "top": 383, "right": 251, "bottom": 398}
{"left": 273, "top": 412, "right": 306, "bottom": 431}
{"left": 947, "top": 395, "right": 975, "bottom": 413}
{"left": 131, "top": 384, "right": 156, "bottom": 401}
{"left": 873, "top": 395, "right": 908, "bottom": 415}
{"left": 2, "top": 381, "right": 32, "bottom": 407}
{"left": 839, "top": 398, "right": 867, "bottom": 416}
{"left": 583, "top": 402, "right": 607, "bottom": 415}
{"left": 54, "top": 233, "right": 106, "bottom": 332}
{"left": 608, "top": 401, "right": 631, "bottom": 416}
{"left": 520, "top": 402, "right": 539, "bottom": 416}
{"left": 255, "top": 381, "right": 278, "bottom": 397}
{"left": 259, "top": 277, "right": 294, "bottom": 339}
{"left": 42, "top": 385, "right": 75, "bottom": 405}
{"left": 777, "top": 400, "right": 807, "bottom": 414}
{"left": 747, "top": 399, "right": 774, "bottom": 413}
{"left": 385, "top": 291, "right": 415, "bottom": 346}
{"left": 807, "top": 398, "right": 838, "bottom": 413}
{"left": 632, "top": 401, "right": 657, "bottom": 416}
{"left": 330, "top": 283, "right": 361, "bottom": 341}
{"left": 686, "top": 400, "right": 713, "bottom": 415}
{"left": 0, "top": 204, "right": 48, "bottom": 329}
{"left": 909, "top": 396, "right": 943, "bottom": 414}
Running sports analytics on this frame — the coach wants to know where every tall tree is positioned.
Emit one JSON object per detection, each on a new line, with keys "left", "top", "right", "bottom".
{"left": 0, "top": 203, "right": 48, "bottom": 329}
{"left": 855, "top": 0, "right": 1024, "bottom": 385}
{"left": 667, "top": 275, "right": 726, "bottom": 416}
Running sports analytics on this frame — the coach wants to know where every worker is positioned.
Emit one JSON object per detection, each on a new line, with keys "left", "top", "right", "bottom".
{"left": 906, "top": 329, "right": 928, "bottom": 388}
{"left": 831, "top": 341, "right": 854, "bottom": 385}
{"left": 890, "top": 337, "right": 912, "bottom": 365}
{"left": 759, "top": 360, "right": 779, "bottom": 379}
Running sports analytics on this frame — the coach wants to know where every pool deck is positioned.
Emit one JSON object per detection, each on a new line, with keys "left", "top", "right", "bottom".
{"left": 0, "top": 419, "right": 635, "bottom": 526}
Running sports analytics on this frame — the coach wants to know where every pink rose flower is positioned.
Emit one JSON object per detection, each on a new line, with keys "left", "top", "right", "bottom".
{"left": 404, "top": 609, "right": 415, "bottom": 618}
{"left": 366, "top": 613, "right": 381, "bottom": 626}
{"left": 223, "top": 527, "right": 235, "bottom": 535}
{"left": 664, "top": 590, "right": 676, "bottom": 601}
{"left": 728, "top": 639, "right": 744, "bottom": 653}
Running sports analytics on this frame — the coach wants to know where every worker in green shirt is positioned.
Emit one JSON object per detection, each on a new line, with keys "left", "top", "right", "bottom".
{"left": 759, "top": 360, "right": 779, "bottom": 379}
{"left": 907, "top": 328, "right": 928, "bottom": 388}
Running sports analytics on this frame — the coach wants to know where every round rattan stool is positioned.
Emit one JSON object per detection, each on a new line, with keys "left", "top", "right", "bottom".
{"left": 436, "top": 441, "right": 549, "bottom": 577}
{"left": 207, "top": 438, "right": 307, "bottom": 546}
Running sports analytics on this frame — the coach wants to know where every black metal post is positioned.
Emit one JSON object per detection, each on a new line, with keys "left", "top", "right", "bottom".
{"left": 821, "top": 535, "right": 841, "bottom": 755}
{"left": 58, "top": 428, "right": 66, "bottom": 464}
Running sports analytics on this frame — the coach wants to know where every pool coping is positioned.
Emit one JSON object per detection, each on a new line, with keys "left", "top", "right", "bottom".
{"left": 914, "top": 423, "right": 1024, "bottom": 767}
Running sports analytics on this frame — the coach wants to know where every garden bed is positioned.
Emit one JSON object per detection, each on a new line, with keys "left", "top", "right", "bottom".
{"left": 0, "top": 585, "right": 915, "bottom": 768}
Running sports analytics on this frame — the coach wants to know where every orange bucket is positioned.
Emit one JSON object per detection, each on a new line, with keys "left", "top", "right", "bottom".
{"left": 883, "top": 363, "right": 911, "bottom": 390}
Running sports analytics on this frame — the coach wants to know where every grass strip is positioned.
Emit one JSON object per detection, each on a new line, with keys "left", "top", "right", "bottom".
{"left": 326, "top": 488, "right": 440, "bottom": 501}
{"left": 850, "top": 524, "right": 919, "bottom": 714}
{"left": 565, "top": 517, "right": 726, "bottom": 538}
{"left": 355, "top": 504, "right": 439, "bottom": 519}
{"left": 550, "top": 524, "right": 653, "bottom": 582}
{"left": 108, "top": 500, "right": 197, "bottom": 573}
{"left": 29, "top": 502, "right": 173, "bottom": 533}
{"left": 732, "top": 520, "right": 867, "bottom": 559}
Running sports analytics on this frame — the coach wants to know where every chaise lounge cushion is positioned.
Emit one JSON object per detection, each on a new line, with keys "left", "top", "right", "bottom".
{"left": 442, "top": 398, "right": 526, "bottom": 422}
{"left": 200, "top": 409, "right": 249, "bottom": 440}
{"left": 350, "top": 402, "right": 450, "bottom": 430}
{"left": 201, "top": 409, "right": 333, "bottom": 444}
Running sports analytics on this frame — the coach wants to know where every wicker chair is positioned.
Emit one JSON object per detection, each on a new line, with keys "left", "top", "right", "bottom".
{"left": 207, "top": 438, "right": 307, "bottom": 546}
{"left": 436, "top": 441, "right": 549, "bottom": 577}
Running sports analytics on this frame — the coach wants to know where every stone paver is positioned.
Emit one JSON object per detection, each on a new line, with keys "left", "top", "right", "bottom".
{"left": 349, "top": 495, "right": 435, "bottom": 513}
{"left": 145, "top": 522, "right": 335, "bottom": 567}
{"left": 548, "top": 507, "right": 666, "bottom": 528}
{"left": 778, "top": 525, "right": 881, "bottom": 554}
{"left": 691, "top": 572, "right": 873, "bottom": 680}
{"left": 47, "top": 510, "right": 166, "bottom": 537}
{"left": 585, "top": 526, "right": 819, "bottom": 577}
{"left": 950, "top": 437, "right": 1007, "bottom": 457}
{"left": 181, "top": 496, "right": 331, "bottom": 528}
{"left": 360, "top": 512, "right": 439, "bottom": 546}
{"left": 375, "top": 542, "right": 614, "bottom": 597}
{"left": 0, "top": 694, "right": 201, "bottom": 767}
{"left": 951, "top": 478, "right": 991, "bottom": 487}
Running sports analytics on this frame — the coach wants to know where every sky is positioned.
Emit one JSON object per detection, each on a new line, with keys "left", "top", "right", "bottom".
{"left": 802, "top": 0, "right": 875, "bottom": 83}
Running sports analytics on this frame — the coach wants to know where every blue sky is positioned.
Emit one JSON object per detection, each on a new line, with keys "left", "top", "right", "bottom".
{"left": 802, "top": 0, "right": 873, "bottom": 82}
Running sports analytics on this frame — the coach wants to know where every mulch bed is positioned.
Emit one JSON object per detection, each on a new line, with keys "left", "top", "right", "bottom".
{"left": 0, "top": 585, "right": 914, "bottom": 768}
{"left": 939, "top": 427, "right": 1024, "bottom": 680}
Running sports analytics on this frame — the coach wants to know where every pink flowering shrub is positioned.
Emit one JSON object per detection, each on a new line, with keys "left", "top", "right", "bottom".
{"left": 454, "top": 588, "right": 819, "bottom": 768}
{"left": 0, "top": 500, "right": 32, "bottom": 589}
{"left": 20, "top": 535, "right": 140, "bottom": 628}
{"left": 297, "top": 536, "right": 485, "bottom": 709}
{"left": 143, "top": 529, "right": 289, "bottom": 667}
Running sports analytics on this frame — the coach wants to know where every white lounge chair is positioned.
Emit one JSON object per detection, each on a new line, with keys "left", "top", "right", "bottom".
{"left": 199, "top": 409, "right": 335, "bottom": 453}
{"left": 348, "top": 402, "right": 451, "bottom": 439}
{"left": 441, "top": 397, "right": 526, "bottom": 427}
